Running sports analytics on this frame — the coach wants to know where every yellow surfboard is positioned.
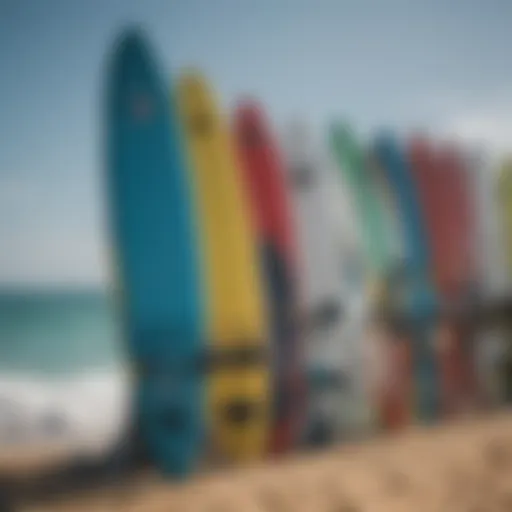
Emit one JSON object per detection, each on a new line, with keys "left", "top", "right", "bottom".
{"left": 176, "top": 72, "right": 270, "bottom": 462}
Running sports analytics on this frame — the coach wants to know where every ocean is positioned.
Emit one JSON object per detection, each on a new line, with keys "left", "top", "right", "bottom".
{"left": 0, "top": 290, "right": 131, "bottom": 463}
{"left": 0, "top": 289, "right": 125, "bottom": 376}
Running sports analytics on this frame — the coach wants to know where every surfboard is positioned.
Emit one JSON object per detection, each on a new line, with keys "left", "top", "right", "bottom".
{"left": 470, "top": 149, "right": 509, "bottom": 408}
{"left": 371, "top": 133, "right": 439, "bottom": 423}
{"left": 233, "top": 100, "right": 304, "bottom": 454}
{"left": 104, "top": 29, "right": 205, "bottom": 475}
{"left": 330, "top": 122, "right": 412, "bottom": 431}
{"left": 435, "top": 143, "right": 479, "bottom": 413}
{"left": 321, "top": 139, "right": 375, "bottom": 439}
{"left": 498, "top": 158, "right": 512, "bottom": 284}
{"left": 496, "top": 157, "right": 512, "bottom": 403}
{"left": 408, "top": 137, "right": 473, "bottom": 417}
{"left": 282, "top": 120, "right": 355, "bottom": 446}
{"left": 176, "top": 72, "right": 270, "bottom": 463}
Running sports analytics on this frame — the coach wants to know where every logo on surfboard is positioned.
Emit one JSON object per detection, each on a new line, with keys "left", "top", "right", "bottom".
{"left": 130, "top": 92, "right": 154, "bottom": 121}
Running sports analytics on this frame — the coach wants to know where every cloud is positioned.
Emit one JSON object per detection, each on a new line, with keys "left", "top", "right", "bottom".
{"left": 416, "top": 88, "right": 512, "bottom": 157}
{"left": 441, "top": 114, "right": 512, "bottom": 156}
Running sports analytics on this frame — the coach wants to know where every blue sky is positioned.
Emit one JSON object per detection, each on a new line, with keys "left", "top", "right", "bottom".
{"left": 1, "top": 0, "right": 512, "bottom": 286}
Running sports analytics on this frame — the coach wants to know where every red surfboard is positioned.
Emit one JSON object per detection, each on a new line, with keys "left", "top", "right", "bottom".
{"left": 233, "top": 100, "right": 304, "bottom": 454}
{"left": 435, "top": 144, "right": 479, "bottom": 414}
{"left": 408, "top": 137, "right": 477, "bottom": 417}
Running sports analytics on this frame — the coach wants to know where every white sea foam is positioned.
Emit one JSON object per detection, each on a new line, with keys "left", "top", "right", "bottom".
{"left": 0, "top": 367, "right": 132, "bottom": 467}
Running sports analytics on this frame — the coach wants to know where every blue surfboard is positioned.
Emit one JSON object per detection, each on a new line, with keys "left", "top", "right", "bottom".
{"left": 371, "top": 133, "right": 439, "bottom": 422}
{"left": 104, "top": 28, "right": 205, "bottom": 475}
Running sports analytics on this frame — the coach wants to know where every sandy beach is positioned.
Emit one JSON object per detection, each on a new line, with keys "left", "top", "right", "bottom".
{"left": 15, "top": 411, "right": 512, "bottom": 511}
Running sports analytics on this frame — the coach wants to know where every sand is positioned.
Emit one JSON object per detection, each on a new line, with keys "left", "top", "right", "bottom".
{"left": 0, "top": 443, "right": 87, "bottom": 476}
{"left": 18, "top": 412, "right": 512, "bottom": 511}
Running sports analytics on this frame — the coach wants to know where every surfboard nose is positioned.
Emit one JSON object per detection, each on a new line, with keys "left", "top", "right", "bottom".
{"left": 108, "top": 27, "right": 166, "bottom": 94}
{"left": 234, "top": 100, "right": 264, "bottom": 125}
{"left": 106, "top": 28, "right": 167, "bottom": 123}
{"left": 112, "top": 27, "right": 149, "bottom": 63}
{"left": 178, "top": 69, "right": 204, "bottom": 89}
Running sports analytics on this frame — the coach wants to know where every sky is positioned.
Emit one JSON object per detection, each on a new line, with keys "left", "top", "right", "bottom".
{"left": 1, "top": 0, "right": 512, "bottom": 286}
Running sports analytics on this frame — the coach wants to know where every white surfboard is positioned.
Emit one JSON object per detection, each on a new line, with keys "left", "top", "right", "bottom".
{"left": 466, "top": 147, "right": 508, "bottom": 407}
{"left": 281, "top": 121, "right": 370, "bottom": 445}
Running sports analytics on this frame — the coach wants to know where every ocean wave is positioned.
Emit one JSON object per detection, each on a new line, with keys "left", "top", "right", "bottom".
{"left": 0, "top": 368, "right": 132, "bottom": 465}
